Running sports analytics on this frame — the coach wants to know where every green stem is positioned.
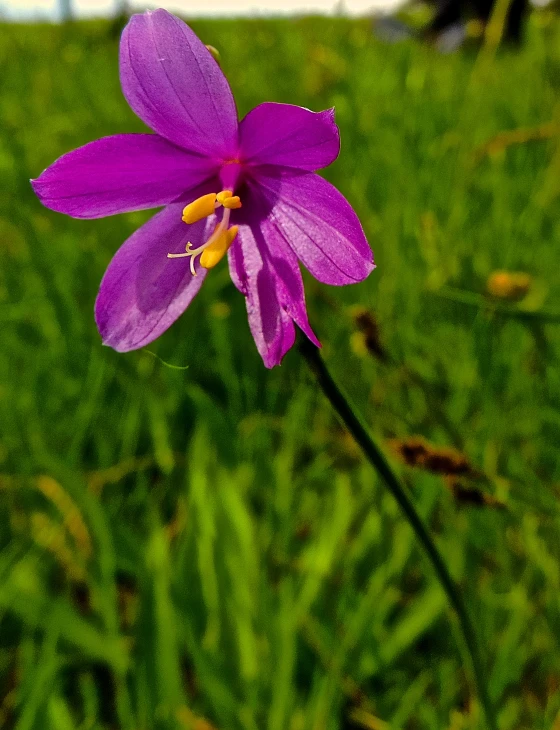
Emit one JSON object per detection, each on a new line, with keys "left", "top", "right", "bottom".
{"left": 299, "top": 338, "right": 497, "bottom": 730}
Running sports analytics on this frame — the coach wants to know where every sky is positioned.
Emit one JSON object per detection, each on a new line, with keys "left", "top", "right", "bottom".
{"left": 0, "top": 0, "right": 404, "bottom": 21}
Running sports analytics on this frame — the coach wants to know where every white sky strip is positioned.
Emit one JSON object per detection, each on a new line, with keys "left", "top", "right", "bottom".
{"left": 0, "top": 0, "right": 404, "bottom": 21}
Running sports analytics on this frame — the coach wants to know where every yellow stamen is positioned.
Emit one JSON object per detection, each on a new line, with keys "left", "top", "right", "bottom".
{"left": 221, "top": 195, "right": 242, "bottom": 210}
{"left": 169, "top": 190, "right": 241, "bottom": 274}
{"left": 216, "top": 190, "right": 233, "bottom": 204}
{"left": 200, "top": 226, "right": 239, "bottom": 270}
{"left": 182, "top": 193, "right": 217, "bottom": 224}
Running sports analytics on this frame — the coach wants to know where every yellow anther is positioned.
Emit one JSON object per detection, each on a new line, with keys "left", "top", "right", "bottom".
{"left": 200, "top": 226, "right": 239, "bottom": 270}
{"left": 216, "top": 190, "right": 233, "bottom": 204}
{"left": 221, "top": 195, "right": 242, "bottom": 210}
{"left": 172, "top": 190, "right": 241, "bottom": 273}
{"left": 182, "top": 193, "right": 217, "bottom": 225}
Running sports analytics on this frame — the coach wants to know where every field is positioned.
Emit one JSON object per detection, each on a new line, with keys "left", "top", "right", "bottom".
{"left": 1, "top": 8, "right": 560, "bottom": 730}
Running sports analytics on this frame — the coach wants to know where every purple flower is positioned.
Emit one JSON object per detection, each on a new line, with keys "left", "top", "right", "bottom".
{"left": 32, "top": 9, "right": 374, "bottom": 368}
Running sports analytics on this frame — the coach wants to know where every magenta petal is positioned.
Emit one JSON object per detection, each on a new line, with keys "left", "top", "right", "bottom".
{"left": 258, "top": 216, "right": 320, "bottom": 348}
{"left": 31, "top": 134, "right": 214, "bottom": 219}
{"left": 120, "top": 10, "right": 238, "bottom": 159}
{"left": 95, "top": 202, "right": 209, "bottom": 352}
{"left": 228, "top": 223, "right": 300, "bottom": 368}
{"left": 229, "top": 190, "right": 320, "bottom": 352}
{"left": 253, "top": 170, "right": 375, "bottom": 285}
{"left": 239, "top": 103, "right": 340, "bottom": 171}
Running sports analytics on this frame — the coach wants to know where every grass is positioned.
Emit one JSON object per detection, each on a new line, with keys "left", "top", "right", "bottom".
{"left": 1, "top": 8, "right": 560, "bottom": 730}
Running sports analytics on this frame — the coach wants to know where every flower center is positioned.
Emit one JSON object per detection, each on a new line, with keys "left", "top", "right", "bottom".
{"left": 167, "top": 190, "right": 242, "bottom": 276}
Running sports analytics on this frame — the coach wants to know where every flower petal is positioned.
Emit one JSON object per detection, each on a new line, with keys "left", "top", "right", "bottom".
{"left": 31, "top": 134, "right": 214, "bottom": 219}
{"left": 120, "top": 10, "right": 238, "bottom": 159}
{"left": 229, "top": 190, "right": 320, "bottom": 353}
{"left": 239, "top": 103, "right": 340, "bottom": 171}
{"left": 251, "top": 169, "right": 375, "bottom": 285}
{"left": 228, "top": 222, "right": 299, "bottom": 369}
{"left": 95, "top": 202, "right": 210, "bottom": 352}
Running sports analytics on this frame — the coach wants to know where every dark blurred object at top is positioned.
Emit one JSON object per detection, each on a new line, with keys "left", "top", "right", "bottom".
{"left": 427, "top": 0, "right": 529, "bottom": 44}
{"left": 375, "top": 0, "right": 529, "bottom": 52}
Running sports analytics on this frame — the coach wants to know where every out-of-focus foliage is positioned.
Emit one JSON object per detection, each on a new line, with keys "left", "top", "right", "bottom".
{"left": 1, "top": 10, "right": 560, "bottom": 730}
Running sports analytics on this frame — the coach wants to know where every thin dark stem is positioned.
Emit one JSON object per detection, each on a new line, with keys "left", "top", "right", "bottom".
{"left": 299, "top": 338, "right": 497, "bottom": 730}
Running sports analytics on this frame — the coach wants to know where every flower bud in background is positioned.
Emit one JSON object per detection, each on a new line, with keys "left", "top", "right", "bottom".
{"left": 205, "top": 44, "right": 221, "bottom": 65}
{"left": 486, "top": 270, "right": 532, "bottom": 301}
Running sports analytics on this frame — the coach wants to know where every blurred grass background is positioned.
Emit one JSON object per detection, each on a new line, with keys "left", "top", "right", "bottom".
{"left": 1, "top": 7, "right": 560, "bottom": 729}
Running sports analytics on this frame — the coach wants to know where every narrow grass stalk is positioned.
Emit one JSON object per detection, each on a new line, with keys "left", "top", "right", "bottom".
{"left": 431, "top": 286, "right": 560, "bottom": 324}
{"left": 299, "top": 338, "right": 497, "bottom": 730}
